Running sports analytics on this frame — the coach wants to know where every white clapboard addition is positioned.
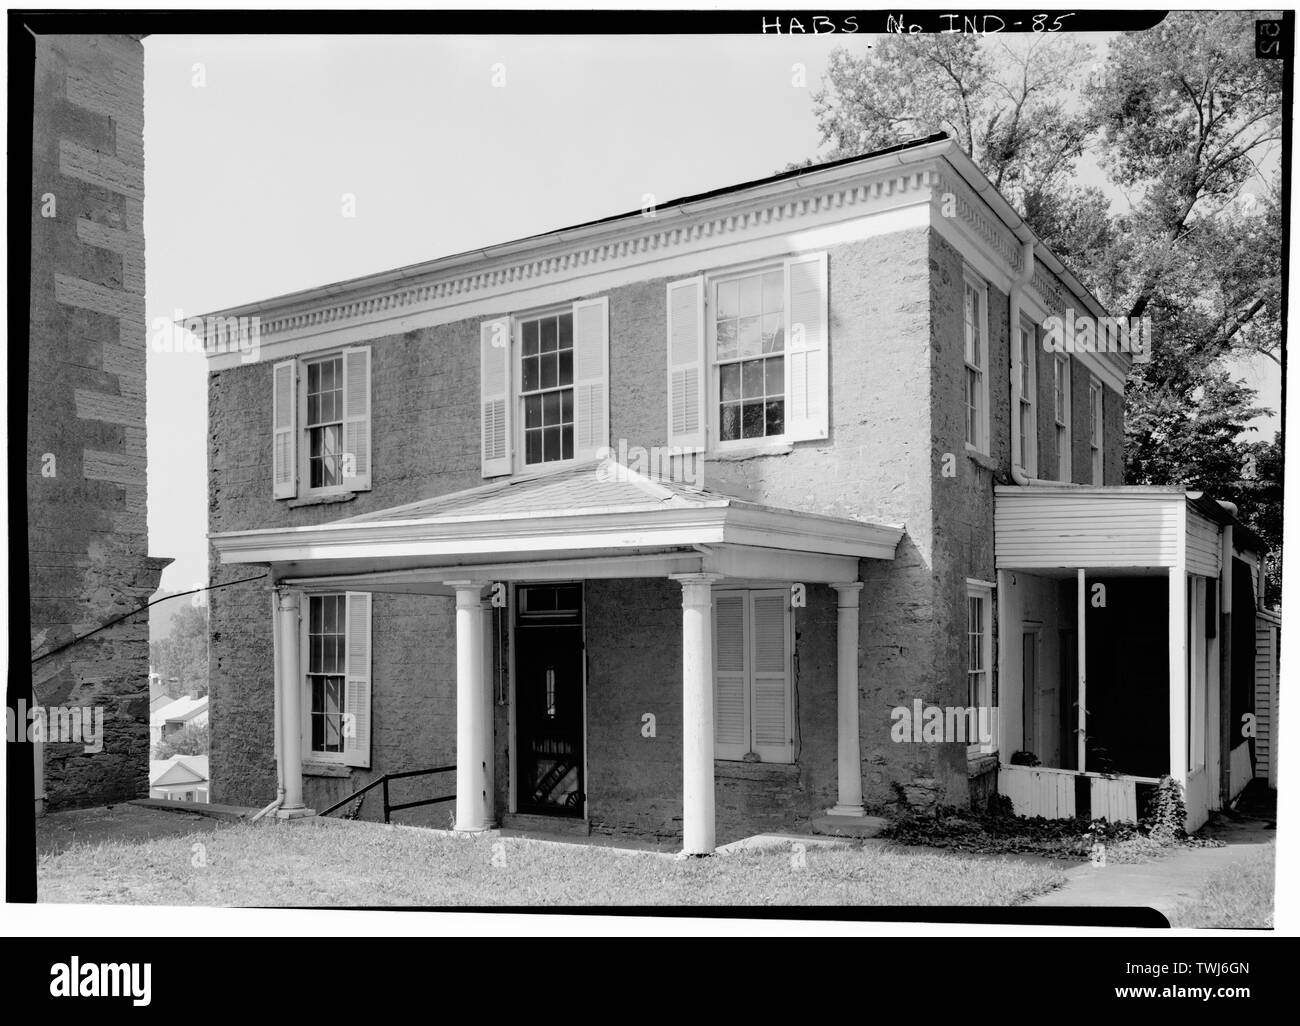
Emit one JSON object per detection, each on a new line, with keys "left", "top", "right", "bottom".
{"left": 666, "top": 276, "right": 706, "bottom": 451}
{"left": 571, "top": 297, "right": 610, "bottom": 463}
{"left": 480, "top": 317, "right": 512, "bottom": 477}
{"left": 783, "top": 251, "right": 829, "bottom": 442}
{"left": 272, "top": 360, "right": 297, "bottom": 498}
{"left": 343, "top": 592, "right": 372, "bottom": 769}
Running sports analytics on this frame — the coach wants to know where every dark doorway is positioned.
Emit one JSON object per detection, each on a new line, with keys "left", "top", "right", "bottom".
{"left": 515, "top": 584, "right": 585, "bottom": 816}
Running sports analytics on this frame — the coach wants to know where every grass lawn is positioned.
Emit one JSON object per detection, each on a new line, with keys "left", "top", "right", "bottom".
{"left": 1168, "top": 843, "right": 1276, "bottom": 930}
{"left": 38, "top": 818, "right": 1065, "bottom": 907}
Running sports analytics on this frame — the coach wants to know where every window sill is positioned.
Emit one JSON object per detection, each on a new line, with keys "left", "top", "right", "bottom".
{"left": 707, "top": 443, "right": 794, "bottom": 463}
{"left": 288, "top": 491, "right": 356, "bottom": 509}
{"left": 303, "top": 761, "right": 351, "bottom": 778}
{"left": 715, "top": 759, "right": 798, "bottom": 781}
{"left": 965, "top": 448, "right": 998, "bottom": 473}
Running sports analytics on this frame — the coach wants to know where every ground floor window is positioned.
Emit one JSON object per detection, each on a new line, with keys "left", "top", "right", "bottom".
{"left": 300, "top": 591, "right": 372, "bottom": 768}
{"left": 966, "top": 580, "right": 996, "bottom": 755}
{"left": 713, "top": 589, "right": 793, "bottom": 763}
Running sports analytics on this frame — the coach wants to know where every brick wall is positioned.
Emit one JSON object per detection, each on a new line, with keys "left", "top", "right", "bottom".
{"left": 28, "top": 34, "right": 168, "bottom": 811}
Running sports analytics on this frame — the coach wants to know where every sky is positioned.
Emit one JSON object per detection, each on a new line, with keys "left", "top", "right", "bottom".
{"left": 142, "top": 31, "right": 1283, "bottom": 594}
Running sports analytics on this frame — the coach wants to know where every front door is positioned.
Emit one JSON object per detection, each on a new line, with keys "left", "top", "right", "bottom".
{"left": 515, "top": 583, "right": 585, "bottom": 816}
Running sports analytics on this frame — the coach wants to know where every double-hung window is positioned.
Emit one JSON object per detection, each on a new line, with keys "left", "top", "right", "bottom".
{"left": 712, "top": 267, "right": 786, "bottom": 444}
{"left": 299, "top": 591, "right": 372, "bottom": 768}
{"left": 1088, "top": 377, "right": 1103, "bottom": 485}
{"left": 519, "top": 310, "right": 575, "bottom": 466}
{"left": 271, "top": 347, "right": 372, "bottom": 499}
{"left": 963, "top": 272, "right": 989, "bottom": 453}
{"left": 479, "top": 299, "right": 609, "bottom": 478}
{"left": 713, "top": 589, "right": 793, "bottom": 764}
{"left": 1053, "top": 354, "right": 1072, "bottom": 481}
{"left": 665, "top": 253, "right": 828, "bottom": 454}
{"left": 966, "top": 580, "right": 995, "bottom": 756}
{"left": 1015, "top": 319, "right": 1038, "bottom": 476}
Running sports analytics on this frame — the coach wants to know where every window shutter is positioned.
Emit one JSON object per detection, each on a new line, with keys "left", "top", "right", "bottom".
{"left": 342, "top": 591, "right": 372, "bottom": 768}
{"left": 480, "top": 317, "right": 512, "bottom": 477}
{"left": 714, "top": 592, "right": 749, "bottom": 761}
{"left": 341, "top": 345, "right": 372, "bottom": 491}
{"left": 750, "top": 590, "right": 792, "bottom": 762}
{"left": 783, "top": 252, "right": 829, "bottom": 442}
{"left": 666, "top": 276, "right": 706, "bottom": 450}
{"left": 572, "top": 296, "right": 609, "bottom": 462}
{"left": 272, "top": 360, "right": 297, "bottom": 498}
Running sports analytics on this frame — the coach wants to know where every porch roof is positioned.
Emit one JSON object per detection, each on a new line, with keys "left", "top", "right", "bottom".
{"left": 994, "top": 484, "right": 1263, "bottom": 575}
{"left": 211, "top": 460, "right": 905, "bottom": 589}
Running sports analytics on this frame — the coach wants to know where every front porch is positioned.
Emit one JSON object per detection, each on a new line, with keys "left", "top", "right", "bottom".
{"left": 993, "top": 485, "right": 1264, "bottom": 831}
{"left": 212, "top": 460, "right": 904, "bottom": 854}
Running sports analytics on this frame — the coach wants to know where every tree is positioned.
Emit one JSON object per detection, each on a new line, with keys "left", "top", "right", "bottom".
{"left": 149, "top": 603, "right": 209, "bottom": 698}
{"left": 154, "top": 719, "right": 209, "bottom": 760}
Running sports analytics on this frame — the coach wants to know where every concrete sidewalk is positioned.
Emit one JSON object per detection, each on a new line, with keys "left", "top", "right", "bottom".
{"left": 1028, "top": 813, "right": 1275, "bottom": 921}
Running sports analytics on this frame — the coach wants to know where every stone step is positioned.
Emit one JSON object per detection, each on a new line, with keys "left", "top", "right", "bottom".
{"left": 810, "top": 814, "right": 890, "bottom": 839}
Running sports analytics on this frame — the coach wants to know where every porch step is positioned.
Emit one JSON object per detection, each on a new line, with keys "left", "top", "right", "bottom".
{"left": 810, "top": 814, "right": 890, "bottom": 839}
{"left": 500, "top": 813, "right": 592, "bottom": 837}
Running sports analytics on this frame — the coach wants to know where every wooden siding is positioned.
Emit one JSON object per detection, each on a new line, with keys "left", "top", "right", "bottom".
{"left": 1255, "top": 613, "right": 1279, "bottom": 784}
{"left": 1229, "top": 742, "right": 1252, "bottom": 804}
{"left": 1000, "top": 765, "right": 1146, "bottom": 823}
{"left": 1186, "top": 509, "right": 1222, "bottom": 577}
{"left": 994, "top": 488, "right": 1183, "bottom": 569}
{"left": 1089, "top": 775, "right": 1138, "bottom": 824}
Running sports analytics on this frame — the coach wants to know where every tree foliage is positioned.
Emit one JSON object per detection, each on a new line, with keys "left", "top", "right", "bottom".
{"left": 150, "top": 602, "right": 209, "bottom": 698}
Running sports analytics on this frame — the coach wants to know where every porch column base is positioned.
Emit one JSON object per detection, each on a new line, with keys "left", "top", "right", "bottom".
{"left": 275, "top": 806, "right": 316, "bottom": 820}
{"left": 825, "top": 804, "right": 866, "bottom": 818}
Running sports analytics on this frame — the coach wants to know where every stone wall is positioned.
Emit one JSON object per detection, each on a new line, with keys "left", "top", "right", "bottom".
{"left": 28, "top": 34, "right": 168, "bottom": 811}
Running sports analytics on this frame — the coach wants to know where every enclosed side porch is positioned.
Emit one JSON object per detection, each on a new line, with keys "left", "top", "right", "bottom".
{"left": 212, "top": 461, "right": 904, "bottom": 853}
{"left": 994, "top": 486, "right": 1263, "bottom": 831}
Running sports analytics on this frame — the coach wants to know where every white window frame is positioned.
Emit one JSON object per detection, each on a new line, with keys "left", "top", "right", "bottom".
{"left": 966, "top": 579, "right": 996, "bottom": 757}
{"left": 513, "top": 305, "right": 578, "bottom": 473}
{"left": 1053, "top": 354, "right": 1072, "bottom": 482}
{"left": 301, "top": 592, "right": 348, "bottom": 765}
{"left": 713, "top": 587, "right": 795, "bottom": 764}
{"left": 1014, "top": 317, "right": 1038, "bottom": 476}
{"left": 1088, "top": 376, "right": 1103, "bottom": 485}
{"left": 298, "top": 351, "right": 348, "bottom": 499}
{"left": 706, "top": 261, "right": 790, "bottom": 453}
{"left": 963, "top": 270, "right": 991, "bottom": 455}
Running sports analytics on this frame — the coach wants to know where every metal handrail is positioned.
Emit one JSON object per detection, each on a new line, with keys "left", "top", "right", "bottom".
{"left": 317, "top": 764, "right": 456, "bottom": 823}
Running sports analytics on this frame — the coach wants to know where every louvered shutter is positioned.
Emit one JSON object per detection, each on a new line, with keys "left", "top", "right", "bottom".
{"left": 783, "top": 252, "right": 829, "bottom": 441}
{"left": 666, "top": 276, "right": 707, "bottom": 450}
{"left": 480, "top": 317, "right": 512, "bottom": 477}
{"left": 342, "top": 591, "right": 372, "bottom": 768}
{"left": 341, "top": 346, "right": 372, "bottom": 491}
{"left": 750, "top": 590, "right": 792, "bottom": 762}
{"left": 713, "top": 592, "right": 749, "bottom": 760}
{"left": 572, "top": 297, "right": 609, "bottom": 462}
{"left": 272, "top": 360, "right": 297, "bottom": 498}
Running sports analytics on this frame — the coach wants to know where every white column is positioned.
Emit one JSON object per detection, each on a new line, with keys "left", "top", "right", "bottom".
{"left": 481, "top": 596, "right": 496, "bottom": 825}
{"left": 1169, "top": 566, "right": 1189, "bottom": 790}
{"left": 276, "top": 588, "right": 305, "bottom": 813}
{"left": 1076, "top": 569, "right": 1087, "bottom": 773}
{"left": 447, "top": 581, "right": 489, "bottom": 833}
{"left": 829, "top": 582, "right": 865, "bottom": 816}
{"left": 672, "top": 572, "right": 720, "bottom": 855}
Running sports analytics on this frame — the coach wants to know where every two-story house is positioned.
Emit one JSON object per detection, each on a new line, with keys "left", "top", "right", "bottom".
{"left": 204, "top": 133, "right": 1270, "bottom": 852}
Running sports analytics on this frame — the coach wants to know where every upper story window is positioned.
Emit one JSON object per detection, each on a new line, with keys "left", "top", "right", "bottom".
{"left": 666, "top": 253, "right": 828, "bottom": 456}
{"left": 712, "top": 267, "right": 786, "bottom": 445}
{"left": 1053, "top": 354, "right": 1072, "bottom": 482}
{"left": 304, "top": 355, "right": 344, "bottom": 490}
{"left": 272, "top": 347, "right": 372, "bottom": 500}
{"left": 1089, "top": 377, "right": 1103, "bottom": 485}
{"left": 963, "top": 271, "right": 990, "bottom": 454}
{"left": 519, "top": 310, "right": 575, "bottom": 466}
{"left": 1015, "top": 319, "right": 1038, "bottom": 476}
{"left": 479, "top": 299, "right": 608, "bottom": 479}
